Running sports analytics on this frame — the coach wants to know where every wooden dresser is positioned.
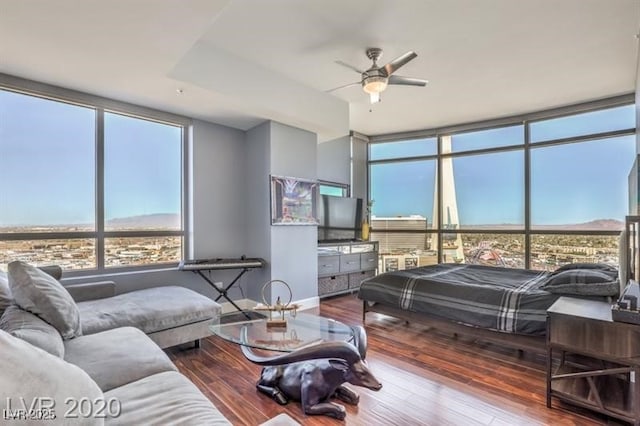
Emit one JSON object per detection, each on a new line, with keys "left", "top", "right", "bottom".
{"left": 547, "top": 297, "right": 640, "bottom": 425}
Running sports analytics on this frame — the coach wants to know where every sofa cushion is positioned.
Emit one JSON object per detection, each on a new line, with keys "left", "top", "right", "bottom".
{"left": 64, "top": 327, "right": 177, "bottom": 392}
{"left": 78, "top": 286, "right": 220, "bottom": 335}
{"left": 104, "top": 371, "right": 230, "bottom": 426}
{"left": 8, "top": 261, "right": 81, "bottom": 339}
{"left": 0, "top": 329, "right": 104, "bottom": 425}
{"left": 0, "top": 269, "right": 11, "bottom": 316}
{"left": 0, "top": 304, "right": 65, "bottom": 357}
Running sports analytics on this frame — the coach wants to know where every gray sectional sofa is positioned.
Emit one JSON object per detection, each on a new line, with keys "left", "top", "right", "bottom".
{"left": 0, "top": 261, "right": 231, "bottom": 425}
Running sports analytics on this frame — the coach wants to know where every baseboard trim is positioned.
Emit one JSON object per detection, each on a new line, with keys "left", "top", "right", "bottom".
{"left": 294, "top": 295, "right": 320, "bottom": 311}
{"left": 220, "top": 296, "right": 319, "bottom": 314}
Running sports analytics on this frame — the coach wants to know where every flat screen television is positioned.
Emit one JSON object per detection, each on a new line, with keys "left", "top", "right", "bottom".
{"left": 317, "top": 195, "right": 363, "bottom": 242}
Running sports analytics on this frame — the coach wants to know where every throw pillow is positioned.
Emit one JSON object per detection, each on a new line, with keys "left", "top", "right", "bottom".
{"left": 0, "top": 330, "right": 104, "bottom": 425}
{"left": 8, "top": 261, "right": 81, "bottom": 339}
{"left": 541, "top": 269, "right": 620, "bottom": 297}
{"left": 0, "top": 269, "right": 11, "bottom": 316}
{"left": 38, "top": 265, "right": 63, "bottom": 280}
{"left": 0, "top": 304, "right": 65, "bottom": 358}
{"left": 553, "top": 262, "right": 618, "bottom": 279}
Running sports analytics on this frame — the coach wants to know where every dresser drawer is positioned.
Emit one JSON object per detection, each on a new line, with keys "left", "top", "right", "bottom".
{"left": 349, "top": 270, "right": 376, "bottom": 289}
{"left": 340, "top": 254, "right": 361, "bottom": 273}
{"left": 318, "top": 275, "right": 349, "bottom": 296}
{"left": 318, "top": 255, "right": 340, "bottom": 276}
{"left": 360, "top": 252, "right": 378, "bottom": 270}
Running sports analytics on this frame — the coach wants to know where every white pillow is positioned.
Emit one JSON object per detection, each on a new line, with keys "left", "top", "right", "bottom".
{"left": 0, "top": 329, "right": 104, "bottom": 425}
{"left": 0, "top": 305, "right": 65, "bottom": 358}
{"left": 8, "top": 261, "right": 81, "bottom": 340}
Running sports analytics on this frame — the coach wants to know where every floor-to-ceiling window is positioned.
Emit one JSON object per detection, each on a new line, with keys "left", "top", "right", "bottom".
{"left": 0, "top": 82, "right": 188, "bottom": 272}
{"left": 369, "top": 137, "right": 438, "bottom": 271}
{"left": 369, "top": 98, "right": 635, "bottom": 271}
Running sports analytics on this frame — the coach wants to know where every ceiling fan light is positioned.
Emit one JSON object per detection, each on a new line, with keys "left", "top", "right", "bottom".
{"left": 369, "top": 92, "right": 380, "bottom": 103}
{"left": 362, "top": 76, "right": 388, "bottom": 94}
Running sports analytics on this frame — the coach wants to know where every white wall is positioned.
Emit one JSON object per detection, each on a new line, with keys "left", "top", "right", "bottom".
{"left": 317, "top": 134, "right": 368, "bottom": 201}
{"left": 317, "top": 136, "right": 350, "bottom": 185}
{"left": 351, "top": 134, "right": 369, "bottom": 201}
{"left": 242, "top": 121, "right": 319, "bottom": 303}
{"left": 191, "top": 119, "right": 246, "bottom": 258}
{"left": 269, "top": 122, "right": 318, "bottom": 303}
{"left": 244, "top": 122, "right": 273, "bottom": 301}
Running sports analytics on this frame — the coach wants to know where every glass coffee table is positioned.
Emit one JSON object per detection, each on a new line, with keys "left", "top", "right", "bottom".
{"left": 209, "top": 310, "right": 380, "bottom": 420}
{"left": 210, "top": 311, "right": 354, "bottom": 352}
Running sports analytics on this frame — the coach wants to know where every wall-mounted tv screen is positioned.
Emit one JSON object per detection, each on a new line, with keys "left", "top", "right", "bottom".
{"left": 317, "top": 195, "right": 363, "bottom": 242}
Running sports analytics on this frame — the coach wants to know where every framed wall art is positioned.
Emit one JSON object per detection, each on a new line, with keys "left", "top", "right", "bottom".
{"left": 270, "top": 175, "right": 318, "bottom": 225}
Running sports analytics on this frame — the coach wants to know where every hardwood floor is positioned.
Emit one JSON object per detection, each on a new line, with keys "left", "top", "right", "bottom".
{"left": 167, "top": 294, "right": 614, "bottom": 425}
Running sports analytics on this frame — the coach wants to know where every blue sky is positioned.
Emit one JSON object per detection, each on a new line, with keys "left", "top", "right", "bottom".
{"left": 370, "top": 105, "right": 636, "bottom": 225}
{"left": 0, "top": 90, "right": 181, "bottom": 227}
{"left": 0, "top": 90, "right": 635, "bottom": 228}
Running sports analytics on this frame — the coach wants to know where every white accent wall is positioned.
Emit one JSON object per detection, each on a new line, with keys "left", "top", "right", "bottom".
{"left": 317, "top": 136, "right": 350, "bottom": 185}
{"left": 317, "top": 134, "right": 369, "bottom": 201}
{"left": 245, "top": 121, "right": 319, "bottom": 303}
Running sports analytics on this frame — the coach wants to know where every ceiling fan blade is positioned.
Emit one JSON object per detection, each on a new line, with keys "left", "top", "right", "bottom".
{"left": 383, "top": 51, "right": 418, "bottom": 76}
{"left": 388, "top": 75, "right": 428, "bottom": 87}
{"left": 326, "top": 81, "right": 361, "bottom": 92}
{"left": 335, "top": 60, "right": 364, "bottom": 74}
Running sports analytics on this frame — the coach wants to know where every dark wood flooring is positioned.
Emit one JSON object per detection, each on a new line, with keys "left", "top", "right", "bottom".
{"left": 167, "top": 294, "right": 616, "bottom": 425}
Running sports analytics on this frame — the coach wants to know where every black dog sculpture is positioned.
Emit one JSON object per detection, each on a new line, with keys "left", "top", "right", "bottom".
{"left": 241, "top": 326, "right": 381, "bottom": 420}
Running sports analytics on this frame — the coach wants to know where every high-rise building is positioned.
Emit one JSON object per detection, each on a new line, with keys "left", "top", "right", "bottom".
{"left": 431, "top": 135, "right": 465, "bottom": 263}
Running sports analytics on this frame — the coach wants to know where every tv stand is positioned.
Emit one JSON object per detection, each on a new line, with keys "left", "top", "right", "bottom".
{"left": 317, "top": 240, "right": 378, "bottom": 298}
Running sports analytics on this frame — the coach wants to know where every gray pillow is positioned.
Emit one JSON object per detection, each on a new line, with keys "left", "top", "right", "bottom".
{"left": 0, "top": 304, "right": 65, "bottom": 358}
{"left": 38, "top": 265, "right": 63, "bottom": 280}
{"left": 0, "top": 330, "right": 104, "bottom": 425}
{"left": 8, "top": 261, "right": 82, "bottom": 340}
{"left": 0, "top": 269, "right": 11, "bottom": 316}
{"left": 553, "top": 262, "right": 618, "bottom": 279}
{"left": 541, "top": 269, "right": 620, "bottom": 297}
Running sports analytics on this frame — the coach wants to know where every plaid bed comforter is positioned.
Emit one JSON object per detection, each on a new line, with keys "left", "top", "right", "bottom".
{"left": 358, "top": 263, "right": 557, "bottom": 336}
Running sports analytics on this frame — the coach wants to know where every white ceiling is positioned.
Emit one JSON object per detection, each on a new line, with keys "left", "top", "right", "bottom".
{"left": 1, "top": 0, "right": 638, "bottom": 141}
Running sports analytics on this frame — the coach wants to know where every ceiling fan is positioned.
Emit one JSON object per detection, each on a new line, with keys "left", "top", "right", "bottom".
{"left": 330, "top": 47, "right": 428, "bottom": 103}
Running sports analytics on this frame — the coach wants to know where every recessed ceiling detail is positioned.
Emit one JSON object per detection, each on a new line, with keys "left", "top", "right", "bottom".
{"left": 1, "top": 0, "right": 637, "bottom": 140}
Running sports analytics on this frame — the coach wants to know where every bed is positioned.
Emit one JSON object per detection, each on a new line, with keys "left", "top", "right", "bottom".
{"left": 359, "top": 216, "right": 639, "bottom": 354}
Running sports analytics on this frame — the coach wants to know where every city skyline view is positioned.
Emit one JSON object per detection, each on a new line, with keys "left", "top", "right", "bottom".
{"left": 0, "top": 89, "right": 635, "bottom": 272}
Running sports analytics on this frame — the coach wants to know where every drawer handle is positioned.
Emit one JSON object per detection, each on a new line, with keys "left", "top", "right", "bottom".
{"left": 321, "top": 264, "right": 334, "bottom": 268}
{"left": 367, "top": 259, "right": 375, "bottom": 262}
{"left": 346, "top": 261, "right": 357, "bottom": 265}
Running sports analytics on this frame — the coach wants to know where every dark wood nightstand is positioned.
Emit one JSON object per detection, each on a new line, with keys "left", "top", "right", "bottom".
{"left": 547, "top": 297, "right": 640, "bottom": 425}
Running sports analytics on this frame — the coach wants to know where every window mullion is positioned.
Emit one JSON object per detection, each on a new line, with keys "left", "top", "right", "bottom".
{"left": 524, "top": 120, "right": 531, "bottom": 270}
{"left": 96, "top": 108, "right": 105, "bottom": 270}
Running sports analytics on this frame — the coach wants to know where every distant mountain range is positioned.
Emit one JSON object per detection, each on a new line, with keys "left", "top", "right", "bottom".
{"left": 461, "top": 219, "right": 624, "bottom": 231}
{"left": 106, "top": 213, "right": 180, "bottom": 230}
{"left": 532, "top": 219, "right": 624, "bottom": 231}
{"left": 0, "top": 215, "right": 625, "bottom": 232}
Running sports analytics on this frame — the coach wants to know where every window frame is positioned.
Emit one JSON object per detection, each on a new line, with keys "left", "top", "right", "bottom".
{"left": 367, "top": 94, "right": 635, "bottom": 269}
{"left": 318, "top": 180, "right": 350, "bottom": 197}
{"left": 0, "top": 75, "right": 190, "bottom": 276}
